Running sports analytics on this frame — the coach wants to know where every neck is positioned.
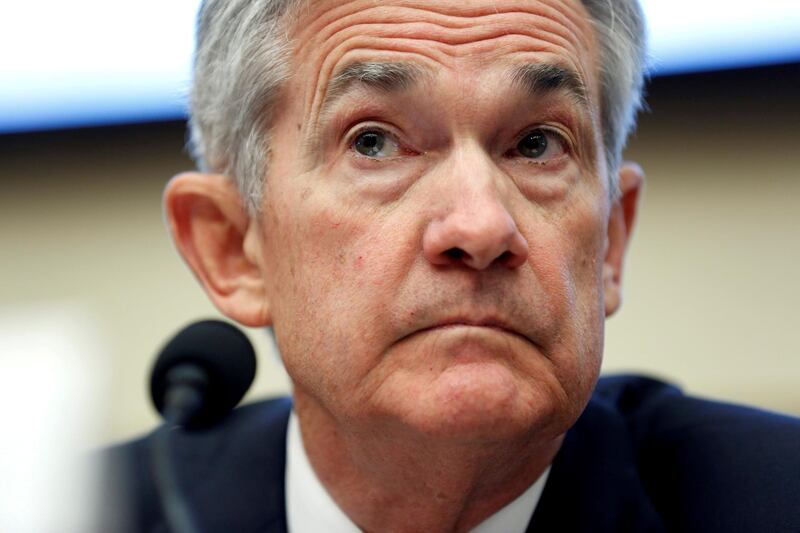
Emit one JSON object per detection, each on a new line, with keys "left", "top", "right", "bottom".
{"left": 294, "top": 391, "right": 562, "bottom": 533}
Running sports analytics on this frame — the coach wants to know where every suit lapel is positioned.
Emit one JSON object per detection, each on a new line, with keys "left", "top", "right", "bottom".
{"left": 526, "top": 399, "right": 665, "bottom": 532}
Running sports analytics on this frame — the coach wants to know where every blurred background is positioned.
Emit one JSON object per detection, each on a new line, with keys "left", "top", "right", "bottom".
{"left": 1, "top": 0, "right": 799, "bottom": 529}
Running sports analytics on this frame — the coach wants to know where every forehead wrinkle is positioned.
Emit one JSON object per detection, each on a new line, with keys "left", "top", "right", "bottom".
{"left": 294, "top": 1, "right": 591, "bottom": 48}
{"left": 290, "top": 0, "right": 599, "bottom": 105}
{"left": 306, "top": 17, "right": 582, "bottom": 57}
{"left": 290, "top": 0, "right": 595, "bottom": 70}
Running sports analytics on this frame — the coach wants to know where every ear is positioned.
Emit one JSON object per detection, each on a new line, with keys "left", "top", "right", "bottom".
{"left": 604, "top": 162, "right": 644, "bottom": 317}
{"left": 164, "top": 172, "right": 272, "bottom": 327}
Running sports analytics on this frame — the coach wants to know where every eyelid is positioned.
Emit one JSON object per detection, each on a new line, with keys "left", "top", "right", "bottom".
{"left": 345, "top": 122, "right": 401, "bottom": 148}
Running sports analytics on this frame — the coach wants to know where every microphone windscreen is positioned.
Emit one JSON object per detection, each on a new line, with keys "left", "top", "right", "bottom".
{"left": 150, "top": 320, "right": 257, "bottom": 428}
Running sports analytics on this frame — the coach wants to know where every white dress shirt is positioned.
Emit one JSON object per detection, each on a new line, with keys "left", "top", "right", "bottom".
{"left": 286, "top": 412, "right": 551, "bottom": 532}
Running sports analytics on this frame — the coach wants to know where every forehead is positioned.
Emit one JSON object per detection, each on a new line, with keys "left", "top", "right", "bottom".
{"left": 286, "top": 0, "right": 600, "bottom": 106}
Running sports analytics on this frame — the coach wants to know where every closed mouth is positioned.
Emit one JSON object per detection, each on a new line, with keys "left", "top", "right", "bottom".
{"left": 412, "top": 318, "right": 532, "bottom": 345}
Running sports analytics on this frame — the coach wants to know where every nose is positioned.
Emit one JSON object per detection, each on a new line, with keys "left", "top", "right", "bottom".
{"left": 422, "top": 160, "right": 529, "bottom": 271}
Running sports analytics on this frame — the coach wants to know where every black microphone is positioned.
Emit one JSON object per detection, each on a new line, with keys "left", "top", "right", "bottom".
{"left": 150, "top": 319, "right": 257, "bottom": 428}
{"left": 149, "top": 320, "right": 257, "bottom": 533}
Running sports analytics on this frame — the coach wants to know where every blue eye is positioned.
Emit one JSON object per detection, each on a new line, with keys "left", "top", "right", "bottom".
{"left": 354, "top": 131, "right": 385, "bottom": 157}
{"left": 351, "top": 129, "right": 401, "bottom": 158}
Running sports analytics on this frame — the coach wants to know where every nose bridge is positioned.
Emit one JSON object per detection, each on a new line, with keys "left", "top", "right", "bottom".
{"left": 449, "top": 146, "right": 511, "bottom": 235}
{"left": 444, "top": 141, "right": 499, "bottom": 211}
{"left": 423, "top": 142, "right": 529, "bottom": 270}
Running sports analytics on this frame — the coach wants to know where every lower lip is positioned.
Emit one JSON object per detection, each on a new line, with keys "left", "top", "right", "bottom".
{"left": 398, "top": 324, "right": 541, "bottom": 367}
{"left": 415, "top": 323, "right": 530, "bottom": 348}
{"left": 426, "top": 323, "right": 518, "bottom": 336}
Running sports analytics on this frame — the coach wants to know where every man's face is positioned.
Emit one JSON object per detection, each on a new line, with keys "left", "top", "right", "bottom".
{"left": 255, "top": 0, "right": 612, "bottom": 440}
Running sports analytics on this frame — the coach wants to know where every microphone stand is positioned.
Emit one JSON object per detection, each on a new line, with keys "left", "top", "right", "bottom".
{"left": 147, "top": 320, "right": 256, "bottom": 533}
{"left": 149, "top": 365, "right": 207, "bottom": 533}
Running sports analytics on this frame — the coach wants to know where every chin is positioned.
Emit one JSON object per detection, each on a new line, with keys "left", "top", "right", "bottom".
{"left": 394, "top": 361, "right": 565, "bottom": 443}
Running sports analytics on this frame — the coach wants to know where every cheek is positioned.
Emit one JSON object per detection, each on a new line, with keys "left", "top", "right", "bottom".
{"left": 271, "top": 203, "right": 360, "bottom": 330}
{"left": 559, "top": 193, "right": 608, "bottom": 373}
{"left": 566, "top": 193, "right": 608, "bottom": 306}
{"left": 296, "top": 201, "right": 408, "bottom": 301}
{"left": 524, "top": 191, "right": 608, "bottom": 390}
{"left": 262, "top": 184, "right": 416, "bottom": 384}
{"left": 534, "top": 185, "right": 608, "bottom": 301}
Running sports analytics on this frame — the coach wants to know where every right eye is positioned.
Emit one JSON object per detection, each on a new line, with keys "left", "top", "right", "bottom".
{"left": 351, "top": 129, "right": 401, "bottom": 158}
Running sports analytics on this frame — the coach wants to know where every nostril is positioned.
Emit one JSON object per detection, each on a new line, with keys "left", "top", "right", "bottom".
{"left": 497, "top": 250, "right": 513, "bottom": 264}
{"left": 444, "top": 248, "right": 466, "bottom": 261}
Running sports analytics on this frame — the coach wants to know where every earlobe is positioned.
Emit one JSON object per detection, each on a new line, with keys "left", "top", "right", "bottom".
{"left": 164, "top": 172, "right": 272, "bottom": 327}
{"left": 604, "top": 162, "right": 644, "bottom": 317}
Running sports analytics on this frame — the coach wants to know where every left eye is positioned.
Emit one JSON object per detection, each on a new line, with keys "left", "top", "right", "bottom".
{"left": 352, "top": 129, "right": 401, "bottom": 158}
{"left": 511, "top": 128, "right": 566, "bottom": 161}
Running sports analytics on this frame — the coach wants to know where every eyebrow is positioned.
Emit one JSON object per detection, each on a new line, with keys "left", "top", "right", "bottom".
{"left": 510, "top": 63, "right": 589, "bottom": 107}
{"left": 320, "top": 61, "right": 427, "bottom": 114}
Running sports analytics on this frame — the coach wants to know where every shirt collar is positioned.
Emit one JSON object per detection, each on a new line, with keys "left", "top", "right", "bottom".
{"left": 286, "top": 411, "right": 550, "bottom": 532}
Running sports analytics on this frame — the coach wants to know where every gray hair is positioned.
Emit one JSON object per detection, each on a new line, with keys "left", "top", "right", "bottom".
{"left": 581, "top": 0, "right": 648, "bottom": 196}
{"left": 189, "top": 0, "right": 648, "bottom": 211}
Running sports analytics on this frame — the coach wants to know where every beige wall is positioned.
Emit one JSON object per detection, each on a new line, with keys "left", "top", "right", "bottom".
{"left": 1, "top": 66, "right": 798, "bottom": 446}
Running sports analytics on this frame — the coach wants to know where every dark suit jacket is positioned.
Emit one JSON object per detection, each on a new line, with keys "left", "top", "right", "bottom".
{"left": 99, "top": 375, "right": 800, "bottom": 532}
